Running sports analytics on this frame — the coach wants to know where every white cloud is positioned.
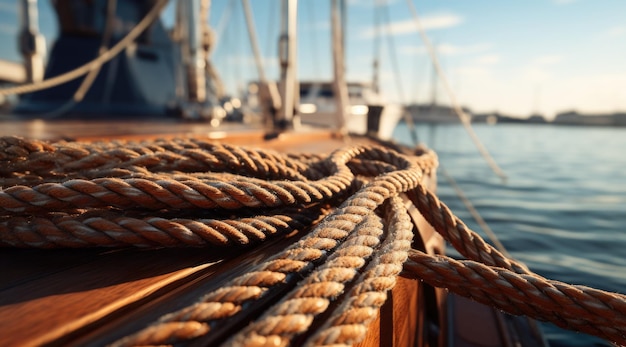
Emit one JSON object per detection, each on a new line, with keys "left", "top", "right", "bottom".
{"left": 534, "top": 72, "right": 626, "bottom": 117}
{"left": 449, "top": 54, "right": 499, "bottom": 86}
{"left": 401, "top": 43, "right": 491, "bottom": 56}
{"left": 605, "top": 25, "right": 626, "bottom": 38}
{"left": 440, "top": 43, "right": 491, "bottom": 55}
{"left": 418, "top": 13, "right": 464, "bottom": 30}
{"left": 523, "top": 67, "right": 553, "bottom": 83}
{"left": 348, "top": 0, "right": 400, "bottom": 7}
{"left": 455, "top": 66, "right": 491, "bottom": 77}
{"left": 531, "top": 54, "right": 563, "bottom": 65}
{"left": 360, "top": 13, "right": 463, "bottom": 39}
{"left": 476, "top": 54, "right": 500, "bottom": 65}
{"left": 450, "top": 55, "right": 626, "bottom": 118}
{"left": 520, "top": 55, "right": 563, "bottom": 83}
{"left": 520, "top": 54, "right": 563, "bottom": 84}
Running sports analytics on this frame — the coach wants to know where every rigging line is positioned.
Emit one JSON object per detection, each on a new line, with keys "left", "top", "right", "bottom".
{"left": 232, "top": 0, "right": 243, "bottom": 94}
{"left": 35, "top": 0, "right": 118, "bottom": 119}
{"left": 305, "top": 0, "right": 321, "bottom": 77}
{"left": 242, "top": 0, "right": 269, "bottom": 83}
{"left": 409, "top": 53, "right": 427, "bottom": 105}
{"left": 265, "top": 0, "right": 277, "bottom": 59}
{"left": 439, "top": 165, "right": 512, "bottom": 259}
{"left": 380, "top": 3, "right": 405, "bottom": 104}
{"left": 372, "top": 0, "right": 381, "bottom": 93}
{"left": 0, "top": 0, "right": 168, "bottom": 97}
{"left": 213, "top": 0, "right": 237, "bottom": 54}
{"left": 380, "top": 0, "right": 419, "bottom": 145}
{"left": 202, "top": 0, "right": 226, "bottom": 100}
{"left": 220, "top": 1, "right": 235, "bottom": 94}
{"left": 74, "top": 0, "right": 118, "bottom": 102}
{"left": 405, "top": 0, "right": 507, "bottom": 181}
{"left": 402, "top": 1, "right": 510, "bottom": 260}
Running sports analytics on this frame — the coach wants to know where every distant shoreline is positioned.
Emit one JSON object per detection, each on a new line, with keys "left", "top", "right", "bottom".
{"left": 405, "top": 103, "right": 626, "bottom": 127}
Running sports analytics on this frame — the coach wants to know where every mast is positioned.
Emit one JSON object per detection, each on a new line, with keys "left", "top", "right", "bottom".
{"left": 331, "top": 0, "right": 350, "bottom": 131}
{"left": 242, "top": 0, "right": 268, "bottom": 87}
{"left": 276, "top": 0, "right": 298, "bottom": 130}
{"left": 242, "top": 0, "right": 280, "bottom": 126}
{"left": 18, "top": 0, "right": 46, "bottom": 83}
{"left": 372, "top": 1, "right": 381, "bottom": 94}
{"left": 201, "top": 0, "right": 226, "bottom": 101}
{"left": 182, "top": 0, "right": 207, "bottom": 103}
{"left": 175, "top": 0, "right": 207, "bottom": 103}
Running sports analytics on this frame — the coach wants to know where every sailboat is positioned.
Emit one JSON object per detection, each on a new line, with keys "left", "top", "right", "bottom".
{"left": 1, "top": 1, "right": 624, "bottom": 346}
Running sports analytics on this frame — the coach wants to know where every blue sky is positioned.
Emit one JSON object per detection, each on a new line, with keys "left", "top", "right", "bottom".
{"left": 1, "top": 0, "right": 625, "bottom": 119}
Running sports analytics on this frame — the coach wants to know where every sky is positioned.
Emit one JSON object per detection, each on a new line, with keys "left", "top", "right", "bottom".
{"left": 1, "top": 0, "right": 625, "bottom": 119}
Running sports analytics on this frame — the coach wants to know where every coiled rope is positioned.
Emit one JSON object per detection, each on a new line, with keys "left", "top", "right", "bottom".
{"left": 0, "top": 136, "right": 624, "bottom": 346}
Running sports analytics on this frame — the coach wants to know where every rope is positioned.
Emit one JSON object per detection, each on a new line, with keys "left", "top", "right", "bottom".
{"left": 403, "top": 252, "right": 626, "bottom": 343}
{"left": 402, "top": 183, "right": 626, "bottom": 344}
{"left": 301, "top": 196, "right": 413, "bottom": 347}
{"left": 0, "top": 136, "right": 624, "bottom": 346}
{"left": 0, "top": 0, "right": 168, "bottom": 97}
{"left": 0, "top": 206, "right": 327, "bottom": 248}
{"left": 110, "top": 145, "right": 422, "bottom": 346}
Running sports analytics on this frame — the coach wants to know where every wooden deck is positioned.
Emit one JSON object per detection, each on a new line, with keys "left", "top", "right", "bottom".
{"left": 0, "top": 120, "right": 448, "bottom": 346}
{"left": 0, "top": 119, "right": 547, "bottom": 347}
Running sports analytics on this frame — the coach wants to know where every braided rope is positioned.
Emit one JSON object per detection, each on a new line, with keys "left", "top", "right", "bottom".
{"left": 402, "top": 174, "right": 626, "bottom": 344}
{"left": 226, "top": 197, "right": 415, "bottom": 346}
{"left": 112, "top": 148, "right": 423, "bottom": 346}
{"left": 301, "top": 196, "right": 413, "bottom": 347}
{"left": 221, "top": 211, "right": 385, "bottom": 347}
{"left": 0, "top": 137, "right": 319, "bottom": 182}
{"left": 406, "top": 187, "right": 529, "bottom": 274}
{"left": 0, "top": 205, "right": 327, "bottom": 248}
{"left": 0, "top": 156, "right": 354, "bottom": 214}
{"left": 403, "top": 251, "right": 626, "bottom": 344}
{"left": 1, "top": 136, "right": 625, "bottom": 346}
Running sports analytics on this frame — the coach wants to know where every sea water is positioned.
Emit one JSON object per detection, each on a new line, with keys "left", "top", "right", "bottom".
{"left": 393, "top": 122, "right": 626, "bottom": 347}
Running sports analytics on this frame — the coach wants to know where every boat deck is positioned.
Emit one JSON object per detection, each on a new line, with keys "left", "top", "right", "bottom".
{"left": 0, "top": 120, "right": 545, "bottom": 346}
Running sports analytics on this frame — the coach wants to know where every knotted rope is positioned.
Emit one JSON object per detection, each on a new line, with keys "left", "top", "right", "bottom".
{"left": 0, "top": 136, "right": 624, "bottom": 346}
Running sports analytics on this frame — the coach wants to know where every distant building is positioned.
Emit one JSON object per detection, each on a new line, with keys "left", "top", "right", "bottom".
{"left": 471, "top": 112, "right": 545, "bottom": 124}
{"left": 527, "top": 114, "right": 547, "bottom": 124}
{"left": 406, "top": 103, "right": 472, "bottom": 123}
{"left": 611, "top": 113, "right": 626, "bottom": 126}
{"left": 553, "top": 111, "right": 616, "bottom": 126}
{"left": 471, "top": 112, "right": 497, "bottom": 124}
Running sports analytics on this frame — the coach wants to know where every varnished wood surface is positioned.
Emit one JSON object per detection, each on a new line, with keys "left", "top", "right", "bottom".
{"left": 0, "top": 119, "right": 544, "bottom": 347}
{"left": 0, "top": 248, "right": 212, "bottom": 346}
{"left": 0, "top": 111, "right": 559, "bottom": 347}
{"left": 0, "top": 120, "right": 520, "bottom": 347}
{"left": 0, "top": 119, "right": 439, "bottom": 346}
